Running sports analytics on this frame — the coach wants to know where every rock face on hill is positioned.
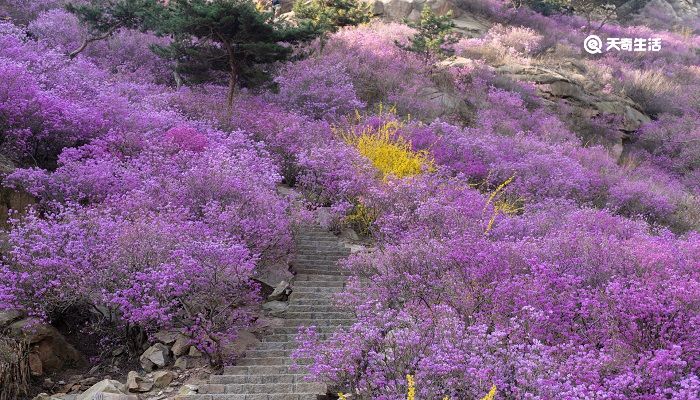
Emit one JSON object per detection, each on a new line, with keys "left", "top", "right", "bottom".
{"left": 620, "top": 0, "right": 699, "bottom": 26}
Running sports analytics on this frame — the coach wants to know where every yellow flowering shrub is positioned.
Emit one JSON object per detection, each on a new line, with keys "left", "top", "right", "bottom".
{"left": 345, "top": 202, "right": 377, "bottom": 236}
{"left": 339, "top": 119, "right": 434, "bottom": 180}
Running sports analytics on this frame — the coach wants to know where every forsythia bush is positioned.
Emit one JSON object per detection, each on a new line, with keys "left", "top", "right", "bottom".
{"left": 341, "top": 119, "right": 434, "bottom": 179}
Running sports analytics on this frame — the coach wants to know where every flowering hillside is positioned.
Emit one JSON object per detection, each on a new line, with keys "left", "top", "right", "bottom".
{"left": 0, "top": 0, "right": 699, "bottom": 399}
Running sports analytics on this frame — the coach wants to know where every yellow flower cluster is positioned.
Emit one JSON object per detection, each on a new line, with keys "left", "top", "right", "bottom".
{"left": 345, "top": 202, "right": 377, "bottom": 236}
{"left": 340, "top": 119, "right": 434, "bottom": 180}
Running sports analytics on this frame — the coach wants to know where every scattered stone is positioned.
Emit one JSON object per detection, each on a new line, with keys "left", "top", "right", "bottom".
{"left": 153, "top": 370, "right": 175, "bottom": 388}
{"left": 171, "top": 335, "right": 190, "bottom": 357}
{"left": 76, "top": 379, "right": 126, "bottom": 400}
{"left": 268, "top": 280, "right": 292, "bottom": 301}
{"left": 126, "top": 371, "right": 154, "bottom": 392}
{"left": 140, "top": 343, "right": 171, "bottom": 372}
{"left": 79, "top": 376, "right": 98, "bottom": 389}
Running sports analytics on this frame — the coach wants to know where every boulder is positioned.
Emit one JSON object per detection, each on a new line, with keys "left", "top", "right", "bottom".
{"left": 76, "top": 379, "right": 126, "bottom": 400}
{"left": 153, "top": 330, "right": 179, "bottom": 345}
{"left": 152, "top": 370, "right": 175, "bottom": 388}
{"left": 224, "top": 330, "right": 260, "bottom": 358}
{"left": 170, "top": 335, "right": 191, "bottom": 357}
{"left": 7, "top": 318, "right": 84, "bottom": 374}
{"left": 139, "top": 343, "right": 170, "bottom": 372}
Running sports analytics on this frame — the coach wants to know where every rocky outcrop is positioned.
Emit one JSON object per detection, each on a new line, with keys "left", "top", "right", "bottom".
{"left": 2, "top": 313, "right": 85, "bottom": 377}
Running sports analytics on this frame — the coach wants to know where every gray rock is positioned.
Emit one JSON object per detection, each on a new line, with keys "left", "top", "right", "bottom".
{"left": 140, "top": 344, "right": 170, "bottom": 372}
{"left": 153, "top": 330, "right": 179, "bottom": 345}
{"left": 170, "top": 335, "right": 190, "bottom": 357}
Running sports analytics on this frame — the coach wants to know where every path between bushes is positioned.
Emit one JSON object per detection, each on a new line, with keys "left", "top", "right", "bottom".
{"left": 183, "top": 224, "right": 353, "bottom": 400}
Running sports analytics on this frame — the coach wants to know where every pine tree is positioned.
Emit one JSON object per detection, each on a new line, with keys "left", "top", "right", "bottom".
{"left": 293, "top": 0, "right": 372, "bottom": 50}
{"left": 65, "top": 0, "right": 162, "bottom": 58}
{"left": 152, "top": 0, "right": 316, "bottom": 106}
{"left": 398, "top": 7, "right": 458, "bottom": 61}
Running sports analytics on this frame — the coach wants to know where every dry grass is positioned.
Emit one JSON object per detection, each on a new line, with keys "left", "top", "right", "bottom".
{"left": 0, "top": 335, "right": 30, "bottom": 400}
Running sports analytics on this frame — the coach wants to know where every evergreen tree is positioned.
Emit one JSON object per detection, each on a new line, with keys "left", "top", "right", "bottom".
{"left": 152, "top": 0, "right": 316, "bottom": 106}
{"left": 66, "top": 0, "right": 162, "bottom": 58}
{"left": 293, "top": 0, "right": 372, "bottom": 50}
{"left": 398, "top": 7, "right": 458, "bottom": 61}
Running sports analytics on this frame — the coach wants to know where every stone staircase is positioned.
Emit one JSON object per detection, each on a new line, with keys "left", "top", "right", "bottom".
{"left": 185, "top": 226, "right": 353, "bottom": 400}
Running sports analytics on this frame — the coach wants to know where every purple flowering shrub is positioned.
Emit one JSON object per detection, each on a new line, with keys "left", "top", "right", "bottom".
{"left": 28, "top": 9, "right": 172, "bottom": 84}
{"left": 273, "top": 57, "right": 365, "bottom": 120}
{"left": 296, "top": 189, "right": 700, "bottom": 398}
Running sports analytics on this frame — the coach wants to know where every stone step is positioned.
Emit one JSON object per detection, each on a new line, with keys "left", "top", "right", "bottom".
{"left": 287, "top": 305, "right": 347, "bottom": 313}
{"left": 292, "top": 280, "right": 345, "bottom": 288}
{"left": 223, "top": 365, "right": 302, "bottom": 375}
{"left": 180, "top": 392, "right": 324, "bottom": 400}
{"left": 292, "top": 287, "right": 343, "bottom": 294}
{"left": 210, "top": 374, "right": 308, "bottom": 384}
{"left": 289, "top": 299, "right": 338, "bottom": 306}
{"left": 271, "top": 326, "right": 348, "bottom": 335}
{"left": 237, "top": 357, "right": 312, "bottom": 366}
{"left": 199, "top": 382, "right": 325, "bottom": 395}
{"left": 296, "top": 243, "right": 348, "bottom": 249}
{"left": 289, "top": 293, "right": 339, "bottom": 301}
{"left": 245, "top": 349, "right": 295, "bottom": 358}
{"left": 284, "top": 311, "right": 352, "bottom": 319}
{"left": 295, "top": 236, "right": 338, "bottom": 242}
{"left": 281, "top": 319, "right": 353, "bottom": 327}
{"left": 295, "top": 254, "right": 345, "bottom": 261}
{"left": 293, "top": 268, "right": 349, "bottom": 276}
{"left": 293, "top": 274, "right": 348, "bottom": 282}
